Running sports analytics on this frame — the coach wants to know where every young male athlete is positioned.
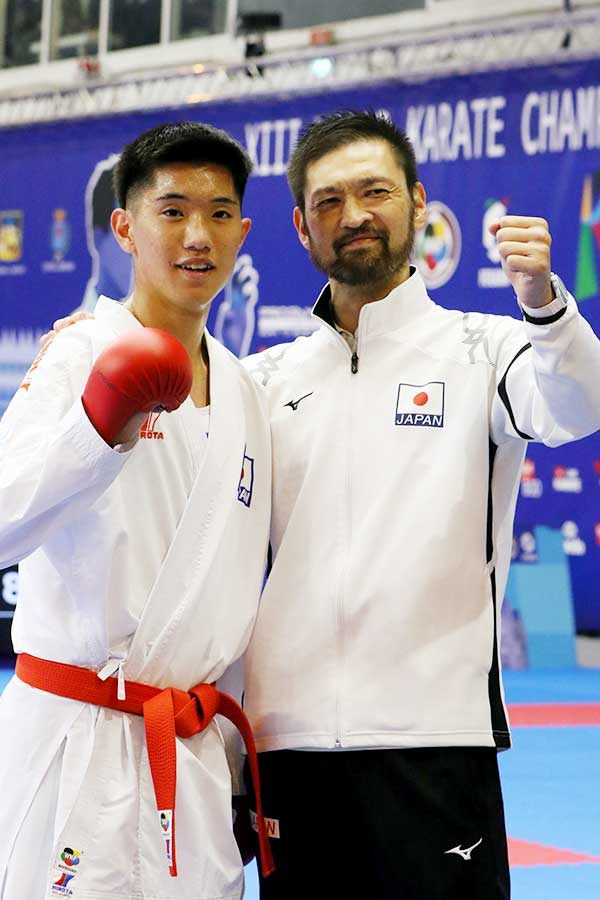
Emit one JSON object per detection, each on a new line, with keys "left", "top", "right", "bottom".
{"left": 0, "top": 121, "right": 273, "bottom": 900}
{"left": 240, "top": 110, "right": 600, "bottom": 900}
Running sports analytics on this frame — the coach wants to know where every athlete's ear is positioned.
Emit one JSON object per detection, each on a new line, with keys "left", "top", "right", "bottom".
{"left": 413, "top": 182, "right": 427, "bottom": 232}
{"left": 239, "top": 217, "right": 252, "bottom": 249}
{"left": 111, "top": 208, "right": 135, "bottom": 255}
{"left": 293, "top": 207, "right": 310, "bottom": 250}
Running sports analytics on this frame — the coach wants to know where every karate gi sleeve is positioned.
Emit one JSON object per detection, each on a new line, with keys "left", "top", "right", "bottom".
{"left": 490, "top": 292, "right": 600, "bottom": 447}
{"left": 0, "top": 327, "right": 131, "bottom": 568}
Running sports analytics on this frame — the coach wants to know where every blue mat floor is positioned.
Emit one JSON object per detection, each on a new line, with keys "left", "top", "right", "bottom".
{"left": 1, "top": 663, "right": 598, "bottom": 899}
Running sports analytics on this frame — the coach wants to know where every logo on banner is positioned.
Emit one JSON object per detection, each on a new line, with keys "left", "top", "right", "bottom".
{"left": 0, "top": 210, "right": 26, "bottom": 274}
{"left": 238, "top": 452, "right": 255, "bottom": 507}
{"left": 575, "top": 170, "right": 600, "bottom": 301}
{"left": 395, "top": 382, "right": 445, "bottom": 427}
{"left": 593, "top": 460, "right": 600, "bottom": 484}
{"left": 214, "top": 253, "right": 259, "bottom": 358}
{"left": 520, "top": 458, "right": 543, "bottom": 498}
{"left": 82, "top": 154, "right": 133, "bottom": 311}
{"left": 562, "top": 520, "right": 586, "bottom": 556}
{"left": 258, "top": 305, "right": 319, "bottom": 340}
{"left": 1, "top": 567, "right": 19, "bottom": 616}
{"left": 413, "top": 201, "right": 461, "bottom": 289}
{"left": 552, "top": 465, "right": 582, "bottom": 493}
{"left": 478, "top": 198, "right": 510, "bottom": 289}
{"left": 42, "top": 208, "right": 76, "bottom": 273}
{"left": 514, "top": 529, "right": 538, "bottom": 564}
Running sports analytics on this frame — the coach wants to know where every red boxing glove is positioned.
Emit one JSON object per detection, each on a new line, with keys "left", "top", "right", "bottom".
{"left": 82, "top": 328, "right": 193, "bottom": 446}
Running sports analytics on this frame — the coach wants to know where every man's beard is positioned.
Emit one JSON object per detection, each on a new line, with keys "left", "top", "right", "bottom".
{"left": 306, "top": 214, "right": 415, "bottom": 287}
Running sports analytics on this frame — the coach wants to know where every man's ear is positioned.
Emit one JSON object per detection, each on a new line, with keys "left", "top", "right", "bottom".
{"left": 293, "top": 207, "right": 311, "bottom": 251}
{"left": 412, "top": 182, "right": 427, "bottom": 231}
{"left": 111, "top": 208, "right": 135, "bottom": 255}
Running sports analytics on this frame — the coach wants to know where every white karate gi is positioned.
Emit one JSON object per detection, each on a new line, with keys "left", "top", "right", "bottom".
{"left": 0, "top": 297, "right": 271, "bottom": 900}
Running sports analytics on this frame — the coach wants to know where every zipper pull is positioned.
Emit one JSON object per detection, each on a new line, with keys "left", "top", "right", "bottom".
{"left": 351, "top": 352, "right": 359, "bottom": 374}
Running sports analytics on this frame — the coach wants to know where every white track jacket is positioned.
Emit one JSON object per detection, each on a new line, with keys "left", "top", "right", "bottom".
{"left": 0, "top": 297, "right": 271, "bottom": 900}
{"left": 243, "top": 270, "right": 600, "bottom": 753}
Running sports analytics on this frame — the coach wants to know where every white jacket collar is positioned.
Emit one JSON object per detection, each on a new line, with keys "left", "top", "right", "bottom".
{"left": 312, "top": 267, "right": 435, "bottom": 340}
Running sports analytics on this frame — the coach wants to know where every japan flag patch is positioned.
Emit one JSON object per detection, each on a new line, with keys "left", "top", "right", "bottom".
{"left": 238, "top": 452, "right": 254, "bottom": 507}
{"left": 395, "top": 382, "right": 445, "bottom": 427}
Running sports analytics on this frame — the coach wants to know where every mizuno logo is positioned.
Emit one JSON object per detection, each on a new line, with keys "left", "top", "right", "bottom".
{"left": 284, "top": 392, "right": 313, "bottom": 411}
{"left": 444, "top": 838, "right": 483, "bottom": 861}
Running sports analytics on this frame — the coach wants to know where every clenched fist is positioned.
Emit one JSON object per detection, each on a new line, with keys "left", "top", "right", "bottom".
{"left": 488, "top": 216, "right": 553, "bottom": 309}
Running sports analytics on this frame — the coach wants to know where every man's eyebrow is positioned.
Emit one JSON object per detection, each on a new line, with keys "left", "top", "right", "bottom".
{"left": 311, "top": 176, "right": 394, "bottom": 198}
{"left": 153, "top": 192, "right": 239, "bottom": 206}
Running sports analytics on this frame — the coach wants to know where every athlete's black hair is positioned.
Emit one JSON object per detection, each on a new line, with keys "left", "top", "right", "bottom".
{"left": 113, "top": 121, "right": 253, "bottom": 208}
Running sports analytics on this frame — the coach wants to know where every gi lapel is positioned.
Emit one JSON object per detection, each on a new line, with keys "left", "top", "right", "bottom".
{"left": 125, "top": 334, "right": 247, "bottom": 682}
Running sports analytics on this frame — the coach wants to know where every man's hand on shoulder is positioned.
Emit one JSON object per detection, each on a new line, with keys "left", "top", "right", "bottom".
{"left": 39, "top": 310, "right": 94, "bottom": 348}
{"left": 488, "top": 215, "right": 553, "bottom": 309}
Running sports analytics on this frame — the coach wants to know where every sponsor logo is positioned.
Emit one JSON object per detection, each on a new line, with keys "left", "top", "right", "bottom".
{"left": 414, "top": 201, "right": 461, "bottom": 289}
{"left": 51, "top": 847, "right": 82, "bottom": 896}
{"left": 515, "top": 530, "right": 537, "bottom": 564}
{"left": 444, "top": 838, "right": 483, "bottom": 861}
{"left": 562, "top": 520, "right": 586, "bottom": 557}
{"left": 159, "top": 809, "right": 173, "bottom": 865}
{"left": 238, "top": 452, "right": 254, "bottom": 507}
{"left": 284, "top": 392, "right": 313, "bottom": 411}
{"left": 595, "top": 524, "right": 600, "bottom": 547}
{"left": 258, "top": 305, "right": 319, "bottom": 339}
{"left": 250, "top": 809, "right": 280, "bottom": 838}
{"left": 395, "top": 381, "right": 444, "bottom": 427}
{"left": 520, "top": 458, "right": 543, "bottom": 498}
{"left": 478, "top": 198, "right": 510, "bottom": 288}
{"left": 51, "top": 872, "right": 76, "bottom": 895}
{"left": 552, "top": 465, "right": 582, "bottom": 493}
{"left": 42, "top": 208, "right": 76, "bottom": 273}
{"left": 60, "top": 848, "right": 81, "bottom": 867}
{"left": 19, "top": 341, "right": 52, "bottom": 392}
{"left": 140, "top": 411, "right": 164, "bottom": 440}
{"left": 593, "top": 460, "right": 600, "bottom": 484}
{"left": 1, "top": 567, "right": 19, "bottom": 619}
{"left": 575, "top": 169, "right": 600, "bottom": 302}
{"left": 0, "top": 210, "right": 23, "bottom": 262}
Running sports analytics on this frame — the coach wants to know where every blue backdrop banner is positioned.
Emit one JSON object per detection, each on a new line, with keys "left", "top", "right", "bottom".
{"left": 1, "top": 58, "right": 599, "bottom": 647}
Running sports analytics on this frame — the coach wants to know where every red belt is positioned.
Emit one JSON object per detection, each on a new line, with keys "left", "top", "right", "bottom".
{"left": 15, "top": 653, "right": 274, "bottom": 879}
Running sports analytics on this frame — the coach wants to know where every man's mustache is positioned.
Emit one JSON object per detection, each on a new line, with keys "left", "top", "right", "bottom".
{"left": 334, "top": 228, "right": 388, "bottom": 252}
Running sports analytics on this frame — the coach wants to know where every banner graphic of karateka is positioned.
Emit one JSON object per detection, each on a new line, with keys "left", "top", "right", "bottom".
{"left": 1, "top": 58, "right": 600, "bottom": 648}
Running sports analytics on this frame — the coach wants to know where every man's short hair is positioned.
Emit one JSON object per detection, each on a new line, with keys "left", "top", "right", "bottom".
{"left": 287, "top": 109, "right": 418, "bottom": 213}
{"left": 113, "top": 121, "right": 253, "bottom": 208}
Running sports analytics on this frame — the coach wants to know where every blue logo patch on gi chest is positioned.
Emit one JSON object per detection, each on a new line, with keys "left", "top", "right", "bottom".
{"left": 395, "top": 382, "right": 445, "bottom": 427}
{"left": 238, "top": 453, "right": 254, "bottom": 507}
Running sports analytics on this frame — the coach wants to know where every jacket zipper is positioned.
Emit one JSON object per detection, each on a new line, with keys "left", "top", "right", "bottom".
{"left": 336, "top": 328, "right": 361, "bottom": 747}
